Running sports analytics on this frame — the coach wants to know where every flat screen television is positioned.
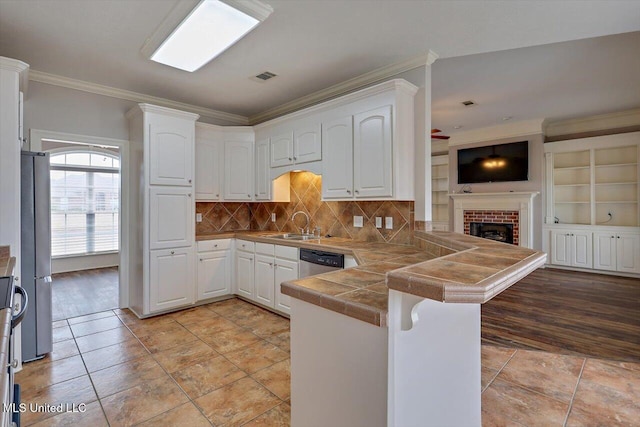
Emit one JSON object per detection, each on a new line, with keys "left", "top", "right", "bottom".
{"left": 457, "top": 141, "right": 529, "bottom": 184}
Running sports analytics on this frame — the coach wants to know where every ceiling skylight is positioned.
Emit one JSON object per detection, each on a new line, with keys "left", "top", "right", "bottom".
{"left": 151, "top": 0, "right": 272, "bottom": 72}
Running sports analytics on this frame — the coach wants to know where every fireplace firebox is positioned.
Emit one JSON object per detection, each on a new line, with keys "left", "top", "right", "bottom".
{"left": 469, "top": 222, "right": 514, "bottom": 244}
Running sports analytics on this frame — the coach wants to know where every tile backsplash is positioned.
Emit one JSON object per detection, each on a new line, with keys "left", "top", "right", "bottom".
{"left": 196, "top": 172, "right": 414, "bottom": 245}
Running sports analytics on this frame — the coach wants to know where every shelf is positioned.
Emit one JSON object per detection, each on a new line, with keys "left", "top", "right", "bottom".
{"left": 595, "top": 162, "right": 637, "bottom": 168}
{"left": 433, "top": 203, "right": 449, "bottom": 206}
{"left": 554, "top": 183, "right": 590, "bottom": 187}
{"left": 595, "top": 181, "right": 638, "bottom": 186}
{"left": 553, "top": 165, "right": 590, "bottom": 171}
{"left": 595, "top": 201, "right": 638, "bottom": 204}
{"left": 431, "top": 176, "right": 448, "bottom": 180}
{"left": 555, "top": 201, "right": 590, "bottom": 204}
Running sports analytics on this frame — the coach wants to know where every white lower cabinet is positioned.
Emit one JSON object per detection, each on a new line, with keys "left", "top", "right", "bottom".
{"left": 594, "top": 232, "right": 640, "bottom": 274}
{"left": 235, "top": 248, "right": 255, "bottom": 299}
{"left": 149, "top": 247, "right": 194, "bottom": 313}
{"left": 274, "top": 258, "right": 298, "bottom": 314}
{"left": 197, "top": 240, "right": 232, "bottom": 301}
{"left": 255, "top": 254, "right": 276, "bottom": 307}
{"left": 550, "top": 229, "right": 592, "bottom": 268}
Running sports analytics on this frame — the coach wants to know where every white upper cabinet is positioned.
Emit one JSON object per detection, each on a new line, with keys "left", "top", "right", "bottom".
{"left": 149, "top": 187, "right": 193, "bottom": 250}
{"left": 224, "top": 140, "right": 254, "bottom": 200}
{"left": 149, "top": 116, "right": 194, "bottom": 186}
{"left": 270, "top": 132, "right": 294, "bottom": 168}
{"left": 322, "top": 116, "right": 354, "bottom": 199}
{"left": 294, "top": 123, "right": 322, "bottom": 164}
{"left": 353, "top": 105, "right": 392, "bottom": 198}
{"left": 195, "top": 124, "right": 222, "bottom": 201}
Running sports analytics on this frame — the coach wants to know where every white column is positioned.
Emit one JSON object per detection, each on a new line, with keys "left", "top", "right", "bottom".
{"left": 414, "top": 51, "right": 438, "bottom": 223}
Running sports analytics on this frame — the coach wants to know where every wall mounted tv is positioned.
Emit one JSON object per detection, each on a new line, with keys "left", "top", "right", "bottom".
{"left": 457, "top": 141, "right": 529, "bottom": 184}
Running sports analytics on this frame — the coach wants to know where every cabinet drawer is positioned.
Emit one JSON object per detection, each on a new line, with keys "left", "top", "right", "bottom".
{"left": 197, "top": 239, "right": 231, "bottom": 252}
{"left": 255, "top": 242, "right": 275, "bottom": 256}
{"left": 275, "top": 245, "right": 298, "bottom": 261}
{"left": 236, "top": 240, "right": 255, "bottom": 252}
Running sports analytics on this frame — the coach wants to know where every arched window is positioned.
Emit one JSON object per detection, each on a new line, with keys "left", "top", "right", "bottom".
{"left": 49, "top": 149, "right": 120, "bottom": 257}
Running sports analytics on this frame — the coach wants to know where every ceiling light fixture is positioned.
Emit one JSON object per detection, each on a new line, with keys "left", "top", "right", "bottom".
{"left": 453, "top": 125, "right": 462, "bottom": 129}
{"left": 502, "top": 116, "right": 513, "bottom": 121}
{"left": 150, "top": 0, "right": 273, "bottom": 72}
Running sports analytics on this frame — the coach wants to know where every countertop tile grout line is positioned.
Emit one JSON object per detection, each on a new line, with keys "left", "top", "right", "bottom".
{"left": 562, "top": 357, "right": 587, "bottom": 427}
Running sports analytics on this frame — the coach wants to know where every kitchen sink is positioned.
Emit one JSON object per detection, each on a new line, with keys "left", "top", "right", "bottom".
{"left": 269, "top": 233, "right": 318, "bottom": 241}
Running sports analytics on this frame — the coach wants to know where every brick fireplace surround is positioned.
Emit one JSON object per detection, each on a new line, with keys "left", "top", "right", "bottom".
{"left": 463, "top": 210, "right": 520, "bottom": 245}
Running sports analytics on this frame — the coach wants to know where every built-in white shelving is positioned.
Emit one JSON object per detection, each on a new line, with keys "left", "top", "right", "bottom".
{"left": 431, "top": 155, "right": 449, "bottom": 230}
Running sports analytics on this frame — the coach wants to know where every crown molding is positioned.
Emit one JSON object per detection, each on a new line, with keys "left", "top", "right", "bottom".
{"left": 29, "top": 69, "right": 249, "bottom": 125}
{"left": 448, "top": 118, "right": 545, "bottom": 147}
{"left": 545, "top": 108, "right": 640, "bottom": 137}
{"left": 126, "top": 103, "right": 200, "bottom": 121}
{"left": 248, "top": 51, "right": 436, "bottom": 125}
{"left": 0, "top": 57, "right": 29, "bottom": 91}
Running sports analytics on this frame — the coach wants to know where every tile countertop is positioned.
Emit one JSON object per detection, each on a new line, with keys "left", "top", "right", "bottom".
{"left": 195, "top": 231, "right": 547, "bottom": 327}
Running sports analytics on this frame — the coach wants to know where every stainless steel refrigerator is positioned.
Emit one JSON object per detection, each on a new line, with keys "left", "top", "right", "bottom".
{"left": 21, "top": 151, "right": 53, "bottom": 362}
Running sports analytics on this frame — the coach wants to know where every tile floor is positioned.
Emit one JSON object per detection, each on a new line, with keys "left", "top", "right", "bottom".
{"left": 16, "top": 298, "right": 640, "bottom": 426}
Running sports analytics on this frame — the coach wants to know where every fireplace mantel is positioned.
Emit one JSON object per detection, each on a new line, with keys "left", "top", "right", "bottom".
{"left": 449, "top": 192, "right": 539, "bottom": 248}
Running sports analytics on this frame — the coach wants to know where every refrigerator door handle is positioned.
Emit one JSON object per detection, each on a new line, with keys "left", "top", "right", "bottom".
{"left": 36, "top": 276, "right": 52, "bottom": 283}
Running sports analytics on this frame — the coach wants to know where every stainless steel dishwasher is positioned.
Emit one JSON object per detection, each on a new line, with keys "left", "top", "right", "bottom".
{"left": 299, "top": 248, "right": 344, "bottom": 277}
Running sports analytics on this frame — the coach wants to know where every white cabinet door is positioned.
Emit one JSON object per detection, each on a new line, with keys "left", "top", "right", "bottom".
{"left": 195, "top": 131, "right": 221, "bottom": 200}
{"left": 294, "top": 124, "right": 321, "bottom": 164}
{"left": 255, "top": 254, "right": 275, "bottom": 307}
{"left": 235, "top": 250, "right": 254, "bottom": 299}
{"left": 224, "top": 140, "right": 254, "bottom": 201}
{"left": 322, "top": 116, "right": 353, "bottom": 199}
{"left": 274, "top": 258, "right": 298, "bottom": 315}
{"left": 353, "top": 105, "right": 392, "bottom": 198}
{"left": 593, "top": 232, "right": 617, "bottom": 271}
{"left": 550, "top": 231, "right": 571, "bottom": 266}
{"left": 616, "top": 233, "right": 640, "bottom": 274}
{"left": 149, "top": 188, "right": 193, "bottom": 250}
{"left": 149, "top": 247, "right": 194, "bottom": 312}
{"left": 270, "top": 132, "right": 294, "bottom": 168}
{"left": 571, "top": 231, "right": 593, "bottom": 268}
{"left": 197, "top": 250, "right": 231, "bottom": 300}
{"left": 255, "top": 138, "right": 270, "bottom": 200}
{"left": 149, "top": 118, "right": 193, "bottom": 186}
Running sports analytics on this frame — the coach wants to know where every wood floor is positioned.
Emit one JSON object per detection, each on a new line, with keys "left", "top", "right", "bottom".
{"left": 482, "top": 267, "right": 640, "bottom": 362}
{"left": 51, "top": 267, "right": 119, "bottom": 321}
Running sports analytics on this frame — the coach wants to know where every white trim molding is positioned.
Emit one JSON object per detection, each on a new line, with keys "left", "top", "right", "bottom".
{"left": 450, "top": 192, "right": 539, "bottom": 248}
{"left": 29, "top": 69, "right": 247, "bottom": 125}
{"left": 249, "top": 51, "right": 436, "bottom": 125}
{"left": 544, "top": 108, "right": 640, "bottom": 137}
{"left": 448, "top": 119, "right": 545, "bottom": 147}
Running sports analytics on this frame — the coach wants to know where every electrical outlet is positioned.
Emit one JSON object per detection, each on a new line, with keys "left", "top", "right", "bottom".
{"left": 196, "top": 213, "right": 202, "bottom": 223}
{"left": 271, "top": 212, "right": 276, "bottom": 222}
{"left": 353, "top": 216, "right": 364, "bottom": 228}
{"left": 385, "top": 217, "right": 393, "bottom": 229}
{"left": 375, "top": 217, "right": 382, "bottom": 228}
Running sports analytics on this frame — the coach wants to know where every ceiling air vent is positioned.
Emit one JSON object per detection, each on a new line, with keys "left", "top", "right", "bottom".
{"left": 255, "top": 71, "right": 277, "bottom": 81}
{"left": 461, "top": 100, "right": 476, "bottom": 106}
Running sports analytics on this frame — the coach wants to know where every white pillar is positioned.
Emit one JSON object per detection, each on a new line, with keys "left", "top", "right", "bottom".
{"left": 414, "top": 51, "right": 438, "bottom": 224}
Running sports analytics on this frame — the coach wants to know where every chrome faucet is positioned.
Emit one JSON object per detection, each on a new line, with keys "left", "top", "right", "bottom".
{"left": 292, "top": 211, "right": 310, "bottom": 234}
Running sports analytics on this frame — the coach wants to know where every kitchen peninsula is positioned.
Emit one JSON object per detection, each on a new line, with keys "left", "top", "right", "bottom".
{"left": 279, "top": 230, "right": 546, "bottom": 427}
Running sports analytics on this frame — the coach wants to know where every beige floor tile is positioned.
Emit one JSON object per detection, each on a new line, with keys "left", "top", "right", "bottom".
{"left": 207, "top": 298, "right": 256, "bottom": 318}
{"left": 67, "top": 310, "right": 115, "bottom": 325}
{"left": 481, "top": 407, "right": 528, "bottom": 427}
{"left": 264, "top": 330, "right": 290, "bottom": 353}
{"left": 52, "top": 325, "right": 73, "bottom": 343}
{"left": 481, "top": 377, "right": 569, "bottom": 427}
{"left": 481, "top": 345, "right": 516, "bottom": 371}
{"left": 17, "top": 355, "right": 87, "bottom": 392}
{"left": 101, "top": 376, "right": 188, "bottom": 426}
{"left": 227, "top": 306, "right": 277, "bottom": 329}
{"left": 136, "top": 402, "right": 211, "bottom": 427}
{"left": 170, "top": 305, "right": 220, "bottom": 325}
{"left": 69, "top": 316, "right": 124, "bottom": 337}
{"left": 74, "top": 326, "right": 134, "bottom": 353}
{"left": 124, "top": 315, "right": 177, "bottom": 335}
{"left": 113, "top": 308, "right": 146, "bottom": 325}
{"left": 243, "top": 402, "right": 291, "bottom": 427}
{"left": 203, "top": 327, "right": 262, "bottom": 354}
{"left": 195, "top": 377, "right": 281, "bottom": 426}
{"left": 136, "top": 322, "right": 200, "bottom": 353}
{"left": 245, "top": 314, "right": 290, "bottom": 339}
{"left": 182, "top": 316, "right": 239, "bottom": 337}
{"left": 482, "top": 366, "right": 499, "bottom": 391}
{"left": 43, "top": 339, "right": 80, "bottom": 362}
{"left": 252, "top": 359, "right": 291, "bottom": 400}
{"left": 81, "top": 337, "right": 149, "bottom": 372}
{"left": 171, "top": 355, "right": 247, "bottom": 399}
{"left": 90, "top": 355, "right": 167, "bottom": 398}
{"left": 497, "top": 349, "right": 584, "bottom": 402}
{"left": 153, "top": 340, "right": 219, "bottom": 373}
{"left": 29, "top": 400, "right": 108, "bottom": 427}
{"left": 20, "top": 375, "right": 98, "bottom": 426}
{"left": 52, "top": 320, "right": 68, "bottom": 329}
{"left": 568, "top": 358, "right": 640, "bottom": 426}
{"left": 226, "top": 340, "right": 289, "bottom": 374}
